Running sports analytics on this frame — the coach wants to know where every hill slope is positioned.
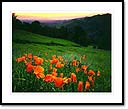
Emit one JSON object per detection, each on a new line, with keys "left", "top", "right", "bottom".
{"left": 12, "top": 29, "right": 80, "bottom": 47}
{"left": 12, "top": 29, "right": 111, "bottom": 92}
{"left": 41, "top": 14, "right": 111, "bottom": 50}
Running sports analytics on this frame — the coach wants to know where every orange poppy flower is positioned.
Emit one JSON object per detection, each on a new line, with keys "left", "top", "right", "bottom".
{"left": 33, "top": 56, "right": 38, "bottom": 60}
{"left": 78, "top": 81, "right": 83, "bottom": 92}
{"left": 52, "top": 72, "right": 58, "bottom": 77}
{"left": 16, "top": 58, "right": 23, "bottom": 62}
{"left": 72, "top": 60, "right": 77, "bottom": 66}
{"left": 88, "top": 76, "right": 92, "bottom": 81}
{"left": 53, "top": 68, "right": 57, "bottom": 73}
{"left": 16, "top": 55, "right": 26, "bottom": 62}
{"left": 63, "top": 77, "right": 67, "bottom": 80}
{"left": 21, "top": 56, "right": 26, "bottom": 61}
{"left": 58, "top": 56, "right": 63, "bottom": 61}
{"left": 55, "top": 62, "right": 64, "bottom": 68}
{"left": 26, "top": 63, "right": 34, "bottom": 72}
{"left": 71, "top": 73, "right": 77, "bottom": 83}
{"left": 28, "top": 53, "right": 32, "bottom": 59}
{"left": 88, "top": 70, "right": 95, "bottom": 76}
{"left": 36, "top": 73, "right": 45, "bottom": 79}
{"left": 63, "top": 78, "right": 69, "bottom": 84}
{"left": 52, "top": 75, "right": 57, "bottom": 82}
{"left": 35, "top": 57, "right": 43, "bottom": 65}
{"left": 97, "top": 70, "right": 100, "bottom": 77}
{"left": 33, "top": 66, "right": 44, "bottom": 75}
{"left": 52, "top": 55, "right": 56, "bottom": 59}
{"left": 50, "top": 58, "right": 58, "bottom": 64}
{"left": 81, "top": 65, "right": 88, "bottom": 71}
{"left": 44, "top": 74, "right": 53, "bottom": 82}
{"left": 76, "top": 68, "right": 80, "bottom": 73}
{"left": 85, "top": 81, "right": 90, "bottom": 90}
{"left": 68, "top": 78, "right": 72, "bottom": 82}
{"left": 54, "top": 77, "right": 63, "bottom": 88}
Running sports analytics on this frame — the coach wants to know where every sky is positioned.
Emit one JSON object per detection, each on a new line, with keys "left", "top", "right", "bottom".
{"left": 15, "top": 12, "right": 107, "bottom": 21}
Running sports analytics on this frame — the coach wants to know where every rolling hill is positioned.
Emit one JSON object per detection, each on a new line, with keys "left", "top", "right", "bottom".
{"left": 12, "top": 29, "right": 111, "bottom": 92}
{"left": 12, "top": 29, "right": 80, "bottom": 47}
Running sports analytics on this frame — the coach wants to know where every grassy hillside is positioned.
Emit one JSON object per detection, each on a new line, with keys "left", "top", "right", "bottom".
{"left": 12, "top": 29, "right": 111, "bottom": 92}
{"left": 13, "top": 29, "right": 80, "bottom": 47}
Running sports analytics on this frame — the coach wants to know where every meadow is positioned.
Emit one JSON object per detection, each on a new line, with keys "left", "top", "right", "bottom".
{"left": 12, "top": 29, "right": 111, "bottom": 92}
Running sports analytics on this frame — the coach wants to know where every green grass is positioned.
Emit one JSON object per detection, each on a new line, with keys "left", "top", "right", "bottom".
{"left": 12, "top": 29, "right": 111, "bottom": 92}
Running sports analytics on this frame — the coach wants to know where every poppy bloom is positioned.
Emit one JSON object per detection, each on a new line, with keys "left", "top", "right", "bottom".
{"left": 63, "top": 77, "right": 71, "bottom": 84}
{"left": 97, "top": 70, "right": 100, "bottom": 77}
{"left": 58, "top": 56, "right": 63, "bottom": 61}
{"left": 81, "top": 65, "right": 88, "bottom": 71}
{"left": 63, "top": 78, "right": 69, "bottom": 84}
{"left": 78, "top": 81, "right": 83, "bottom": 92}
{"left": 88, "top": 76, "right": 92, "bottom": 81}
{"left": 52, "top": 55, "right": 56, "bottom": 59}
{"left": 71, "top": 73, "right": 77, "bottom": 83}
{"left": 21, "top": 56, "right": 26, "bottom": 61}
{"left": 52, "top": 68, "right": 57, "bottom": 77}
{"left": 68, "top": 78, "right": 72, "bottom": 82}
{"left": 26, "top": 63, "right": 34, "bottom": 72}
{"left": 85, "top": 81, "right": 90, "bottom": 90}
{"left": 36, "top": 73, "right": 45, "bottom": 79}
{"left": 50, "top": 58, "right": 58, "bottom": 64}
{"left": 44, "top": 74, "right": 53, "bottom": 82}
{"left": 34, "top": 57, "right": 44, "bottom": 65}
{"left": 34, "top": 66, "right": 45, "bottom": 78}
{"left": 54, "top": 77, "right": 63, "bottom": 88}
{"left": 33, "top": 66, "right": 44, "bottom": 75}
{"left": 52, "top": 72, "right": 58, "bottom": 77}
{"left": 88, "top": 70, "right": 95, "bottom": 76}
{"left": 28, "top": 53, "right": 32, "bottom": 59}
{"left": 76, "top": 68, "right": 80, "bottom": 73}
{"left": 72, "top": 60, "right": 77, "bottom": 66}
{"left": 55, "top": 62, "right": 64, "bottom": 68}
{"left": 33, "top": 56, "right": 38, "bottom": 60}
{"left": 16, "top": 58, "right": 23, "bottom": 62}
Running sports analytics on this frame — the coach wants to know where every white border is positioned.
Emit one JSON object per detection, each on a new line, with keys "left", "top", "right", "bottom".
{"left": 2, "top": 2, "right": 122, "bottom": 103}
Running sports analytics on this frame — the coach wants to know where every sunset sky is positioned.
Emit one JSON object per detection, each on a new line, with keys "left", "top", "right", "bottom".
{"left": 15, "top": 12, "right": 107, "bottom": 21}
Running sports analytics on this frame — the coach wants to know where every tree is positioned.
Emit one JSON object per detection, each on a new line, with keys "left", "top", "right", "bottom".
{"left": 12, "top": 13, "right": 23, "bottom": 30}
{"left": 30, "top": 21, "right": 43, "bottom": 34}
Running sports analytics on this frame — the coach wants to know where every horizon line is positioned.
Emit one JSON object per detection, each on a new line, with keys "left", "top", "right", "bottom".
{"left": 15, "top": 12, "right": 110, "bottom": 22}
{"left": 16, "top": 13, "right": 111, "bottom": 23}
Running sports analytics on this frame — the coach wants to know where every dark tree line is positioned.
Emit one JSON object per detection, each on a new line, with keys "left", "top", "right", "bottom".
{"left": 12, "top": 13, "right": 111, "bottom": 50}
